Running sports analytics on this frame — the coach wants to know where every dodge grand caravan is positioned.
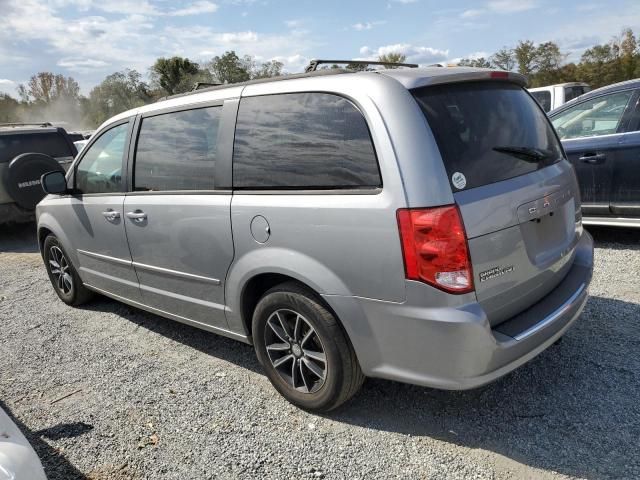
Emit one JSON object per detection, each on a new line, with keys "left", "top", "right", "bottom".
{"left": 37, "top": 66, "right": 594, "bottom": 411}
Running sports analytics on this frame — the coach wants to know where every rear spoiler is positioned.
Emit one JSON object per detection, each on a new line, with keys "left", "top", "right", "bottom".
{"left": 379, "top": 68, "right": 528, "bottom": 90}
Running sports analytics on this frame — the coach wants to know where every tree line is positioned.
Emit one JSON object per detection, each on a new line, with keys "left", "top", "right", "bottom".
{"left": 458, "top": 29, "right": 640, "bottom": 88}
{"left": 1, "top": 30, "right": 639, "bottom": 129}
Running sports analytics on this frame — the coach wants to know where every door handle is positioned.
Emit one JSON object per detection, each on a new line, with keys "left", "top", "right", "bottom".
{"left": 102, "top": 210, "right": 120, "bottom": 221}
{"left": 578, "top": 153, "right": 606, "bottom": 164}
{"left": 126, "top": 210, "right": 147, "bottom": 222}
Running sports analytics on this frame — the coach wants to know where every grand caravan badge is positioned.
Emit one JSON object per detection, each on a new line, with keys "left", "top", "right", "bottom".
{"left": 479, "top": 265, "right": 514, "bottom": 283}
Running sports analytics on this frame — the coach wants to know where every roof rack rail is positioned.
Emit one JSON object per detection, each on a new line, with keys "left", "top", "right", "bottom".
{"left": 0, "top": 122, "right": 53, "bottom": 128}
{"left": 192, "top": 81, "right": 223, "bottom": 91}
{"left": 305, "top": 59, "right": 419, "bottom": 72}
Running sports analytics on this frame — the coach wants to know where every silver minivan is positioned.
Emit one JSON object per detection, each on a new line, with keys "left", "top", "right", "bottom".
{"left": 37, "top": 66, "right": 594, "bottom": 411}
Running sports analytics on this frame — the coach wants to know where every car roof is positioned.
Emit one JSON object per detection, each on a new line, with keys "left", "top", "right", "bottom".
{"left": 104, "top": 66, "right": 527, "bottom": 127}
{"left": 549, "top": 77, "right": 640, "bottom": 115}
{"left": 0, "top": 126, "right": 65, "bottom": 135}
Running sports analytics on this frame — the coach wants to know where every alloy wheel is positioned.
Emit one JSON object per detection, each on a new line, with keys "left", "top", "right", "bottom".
{"left": 49, "top": 245, "right": 73, "bottom": 295}
{"left": 264, "top": 309, "right": 327, "bottom": 394}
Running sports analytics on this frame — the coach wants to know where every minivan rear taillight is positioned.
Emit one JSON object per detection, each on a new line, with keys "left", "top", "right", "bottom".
{"left": 396, "top": 205, "right": 474, "bottom": 294}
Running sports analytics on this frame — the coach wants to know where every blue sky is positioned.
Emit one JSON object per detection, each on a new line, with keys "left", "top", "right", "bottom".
{"left": 0, "top": 0, "right": 639, "bottom": 96}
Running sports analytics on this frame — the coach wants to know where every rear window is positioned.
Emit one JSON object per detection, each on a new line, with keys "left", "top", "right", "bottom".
{"left": 531, "top": 90, "right": 552, "bottom": 112}
{"left": 564, "top": 85, "right": 590, "bottom": 103}
{"left": 0, "top": 131, "right": 74, "bottom": 163}
{"left": 413, "top": 82, "right": 564, "bottom": 191}
{"left": 233, "top": 93, "right": 381, "bottom": 189}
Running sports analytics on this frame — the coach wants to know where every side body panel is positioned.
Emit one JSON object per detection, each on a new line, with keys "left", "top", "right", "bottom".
{"left": 610, "top": 130, "right": 640, "bottom": 216}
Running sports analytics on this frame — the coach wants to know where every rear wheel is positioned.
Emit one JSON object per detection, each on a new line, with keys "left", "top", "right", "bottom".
{"left": 252, "top": 282, "right": 364, "bottom": 411}
{"left": 43, "top": 235, "right": 93, "bottom": 306}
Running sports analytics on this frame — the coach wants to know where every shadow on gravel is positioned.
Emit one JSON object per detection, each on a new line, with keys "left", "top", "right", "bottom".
{"left": 0, "top": 401, "right": 86, "bottom": 479}
{"left": 0, "top": 222, "right": 39, "bottom": 253}
{"left": 35, "top": 421, "right": 94, "bottom": 441}
{"left": 79, "top": 298, "right": 261, "bottom": 374}
{"left": 588, "top": 225, "right": 640, "bottom": 250}
{"left": 328, "top": 295, "right": 640, "bottom": 480}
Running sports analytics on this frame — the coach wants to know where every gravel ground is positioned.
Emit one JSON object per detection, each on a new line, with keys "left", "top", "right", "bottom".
{"left": 1, "top": 223, "right": 639, "bottom": 479}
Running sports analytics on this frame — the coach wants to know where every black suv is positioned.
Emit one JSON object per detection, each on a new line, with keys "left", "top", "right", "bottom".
{"left": 1, "top": 123, "right": 77, "bottom": 224}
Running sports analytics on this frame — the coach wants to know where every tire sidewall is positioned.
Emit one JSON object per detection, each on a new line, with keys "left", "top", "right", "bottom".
{"left": 253, "top": 289, "right": 346, "bottom": 411}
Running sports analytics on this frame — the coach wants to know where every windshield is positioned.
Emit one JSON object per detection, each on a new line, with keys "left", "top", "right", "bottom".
{"left": 412, "top": 82, "right": 564, "bottom": 191}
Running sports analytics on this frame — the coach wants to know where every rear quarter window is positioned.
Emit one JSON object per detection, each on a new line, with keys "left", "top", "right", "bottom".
{"left": 413, "top": 82, "right": 564, "bottom": 191}
{"left": 531, "top": 90, "right": 552, "bottom": 112}
{"left": 232, "top": 92, "right": 381, "bottom": 189}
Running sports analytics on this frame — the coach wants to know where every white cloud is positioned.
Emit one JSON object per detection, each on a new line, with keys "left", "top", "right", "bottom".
{"left": 352, "top": 21, "right": 386, "bottom": 31}
{"left": 390, "top": 0, "right": 418, "bottom": 3}
{"left": 57, "top": 58, "right": 110, "bottom": 73}
{"left": 460, "top": 9, "right": 484, "bottom": 18}
{"left": 0, "top": 79, "right": 16, "bottom": 85}
{"left": 460, "top": 0, "right": 538, "bottom": 18}
{"left": 169, "top": 1, "right": 218, "bottom": 16}
{"left": 487, "top": 0, "right": 538, "bottom": 13}
{"left": 360, "top": 43, "right": 449, "bottom": 65}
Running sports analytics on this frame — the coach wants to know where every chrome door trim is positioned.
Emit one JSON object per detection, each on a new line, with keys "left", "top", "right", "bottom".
{"left": 132, "top": 261, "right": 221, "bottom": 285}
{"left": 77, "top": 249, "right": 132, "bottom": 266}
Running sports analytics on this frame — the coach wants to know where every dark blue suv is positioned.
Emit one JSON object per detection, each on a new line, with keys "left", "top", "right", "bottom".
{"left": 550, "top": 79, "right": 640, "bottom": 227}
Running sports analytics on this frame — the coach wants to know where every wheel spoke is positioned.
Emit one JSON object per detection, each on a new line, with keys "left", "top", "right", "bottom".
{"left": 49, "top": 259, "right": 60, "bottom": 270}
{"left": 300, "top": 327, "right": 314, "bottom": 347}
{"left": 266, "top": 342, "right": 290, "bottom": 352}
{"left": 272, "top": 354, "right": 294, "bottom": 369}
{"left": 303, "top": 349, "right": 326, "bottom": 363}
{"left": 302, "top": 357, "right": 325, "bottom": 380}
{"left": 299, "top": 361, "right": 310, "bottom": 392}
{"left": 275, "top": 311, "right": 291, "bottom": 339}
{"left": 62, "top": 274, "right": 73, "bottom": 292}
{"left": 291, "top": 358, "right": 298, "bottom": 387}
{"left": 293, "top": 315, "right": 301, "bottom": 342}
{"left": 266, "top": 318, "right": 289, "bottom": 343}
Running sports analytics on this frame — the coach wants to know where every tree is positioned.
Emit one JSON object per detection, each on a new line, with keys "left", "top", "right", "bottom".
{"left": 208, "top": 51, "right": 253, "bottom": 84}
{"left": 491, "top": 47, "right": 516, "bottom": 71}
{"left": 252, "top": 59, "right": 284, "bottom": 79}
{"left": 85, "top": 69, "right": 152, "bottom": 126}
{"left": 150, "top": 56, "right": 200, "bottom": 95}
{"left": 514, "top": 40, "right": 537, "bottom": 76}
{"left": 18, "top": 72, "right": 80, "bottom": 103}
{"left": 530, "top": 41, "right": 566, "bottom": 86}
{"left": 458, "top": 57, "right": 492, "bottom": 68}
{"left": 0, "top": 94, "right": 21, "bottom": 123}
{"left": 378, "top": 52, "right": 407, "bottom": 68}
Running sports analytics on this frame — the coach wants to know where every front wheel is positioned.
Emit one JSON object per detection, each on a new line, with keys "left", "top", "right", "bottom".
{"left": 252, "top": 282, "right": 364, "bottom": 411}
{"left": 43, "top": 234, "right": 93, "bottom": 306}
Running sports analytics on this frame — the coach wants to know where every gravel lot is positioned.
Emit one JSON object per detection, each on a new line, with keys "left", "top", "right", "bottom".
{"left": 1, "top": 223, "right": 639, "bottom": 479}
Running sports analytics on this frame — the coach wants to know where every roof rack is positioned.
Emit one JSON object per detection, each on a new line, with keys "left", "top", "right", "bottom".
{"left": 0, "top": 122, "right": 53, "bottom": 128}
{"left": 192, "top": 81, "right": 223, "bottom": 91}
{"left": 305, "top": 59, "right": 419, "bottom": 72}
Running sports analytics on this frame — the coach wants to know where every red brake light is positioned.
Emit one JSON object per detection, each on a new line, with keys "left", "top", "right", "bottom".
{"left": 396, "top": 205, "right": 474, "bottom": 294}
{"left": 490, "top": 71, "right": 509, "bottom": 79}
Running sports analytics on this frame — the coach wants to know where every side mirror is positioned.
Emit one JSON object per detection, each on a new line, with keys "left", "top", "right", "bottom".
{"left": 41, "top": 171, "right": 68, "bottom": 195}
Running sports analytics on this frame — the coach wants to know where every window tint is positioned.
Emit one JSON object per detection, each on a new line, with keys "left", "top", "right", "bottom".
{"left": 233, "top": 93, "right": 381, "bottom": 189}
{"left": 75, "top": 123, "right": 129, "bottom": 194}
{"left": 531, "top": 90, "right": 552, "bottom": 112}
{"left": 413, "top": 82, "right": 564, "bottom": 191}
{"left": 134, "top": 107, "right": 221, "bottom": 191}
{"left": 0, "top": 131, "right": 74, "bottom": 164}
{"left": 551, "top": 91, "right": 634, "bottom": 140}
{"left": 564, "top": 85, "right": 589, "bottom": 103}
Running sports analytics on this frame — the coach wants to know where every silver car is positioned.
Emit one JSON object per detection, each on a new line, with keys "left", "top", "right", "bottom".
{"left": 37, "top": 67, "right": 594, "bottom": 411}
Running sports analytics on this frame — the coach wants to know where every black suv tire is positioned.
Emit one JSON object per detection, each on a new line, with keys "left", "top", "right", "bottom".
{"left": 43, "top": 234, "right": 93, "bottom": 306}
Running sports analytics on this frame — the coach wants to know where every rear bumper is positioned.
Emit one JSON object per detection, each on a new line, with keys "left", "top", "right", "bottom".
{"left": 324, "top": 231, "right": 594, "bottom": 390}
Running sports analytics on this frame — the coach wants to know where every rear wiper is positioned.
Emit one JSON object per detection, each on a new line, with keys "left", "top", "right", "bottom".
{"left": 492, "top": 145, "right": 552, "bottom": 163}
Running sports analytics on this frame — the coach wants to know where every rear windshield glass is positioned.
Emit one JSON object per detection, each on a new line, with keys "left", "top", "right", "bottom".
{"left": 531, "top": 90, "right": 551, "bottom": 112}
{"left": 413, "top": 82, "right": 564, "bottom": 191}
{"left": 0, "top": 131, "right": 73, "bottom": 163}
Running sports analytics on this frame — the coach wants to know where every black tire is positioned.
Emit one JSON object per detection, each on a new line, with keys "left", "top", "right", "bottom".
{"left": 252, "top": 282, "right": 364, "bottom": 411}
{"left": 43, "top": 234, "right": 93, "bottom": 306}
